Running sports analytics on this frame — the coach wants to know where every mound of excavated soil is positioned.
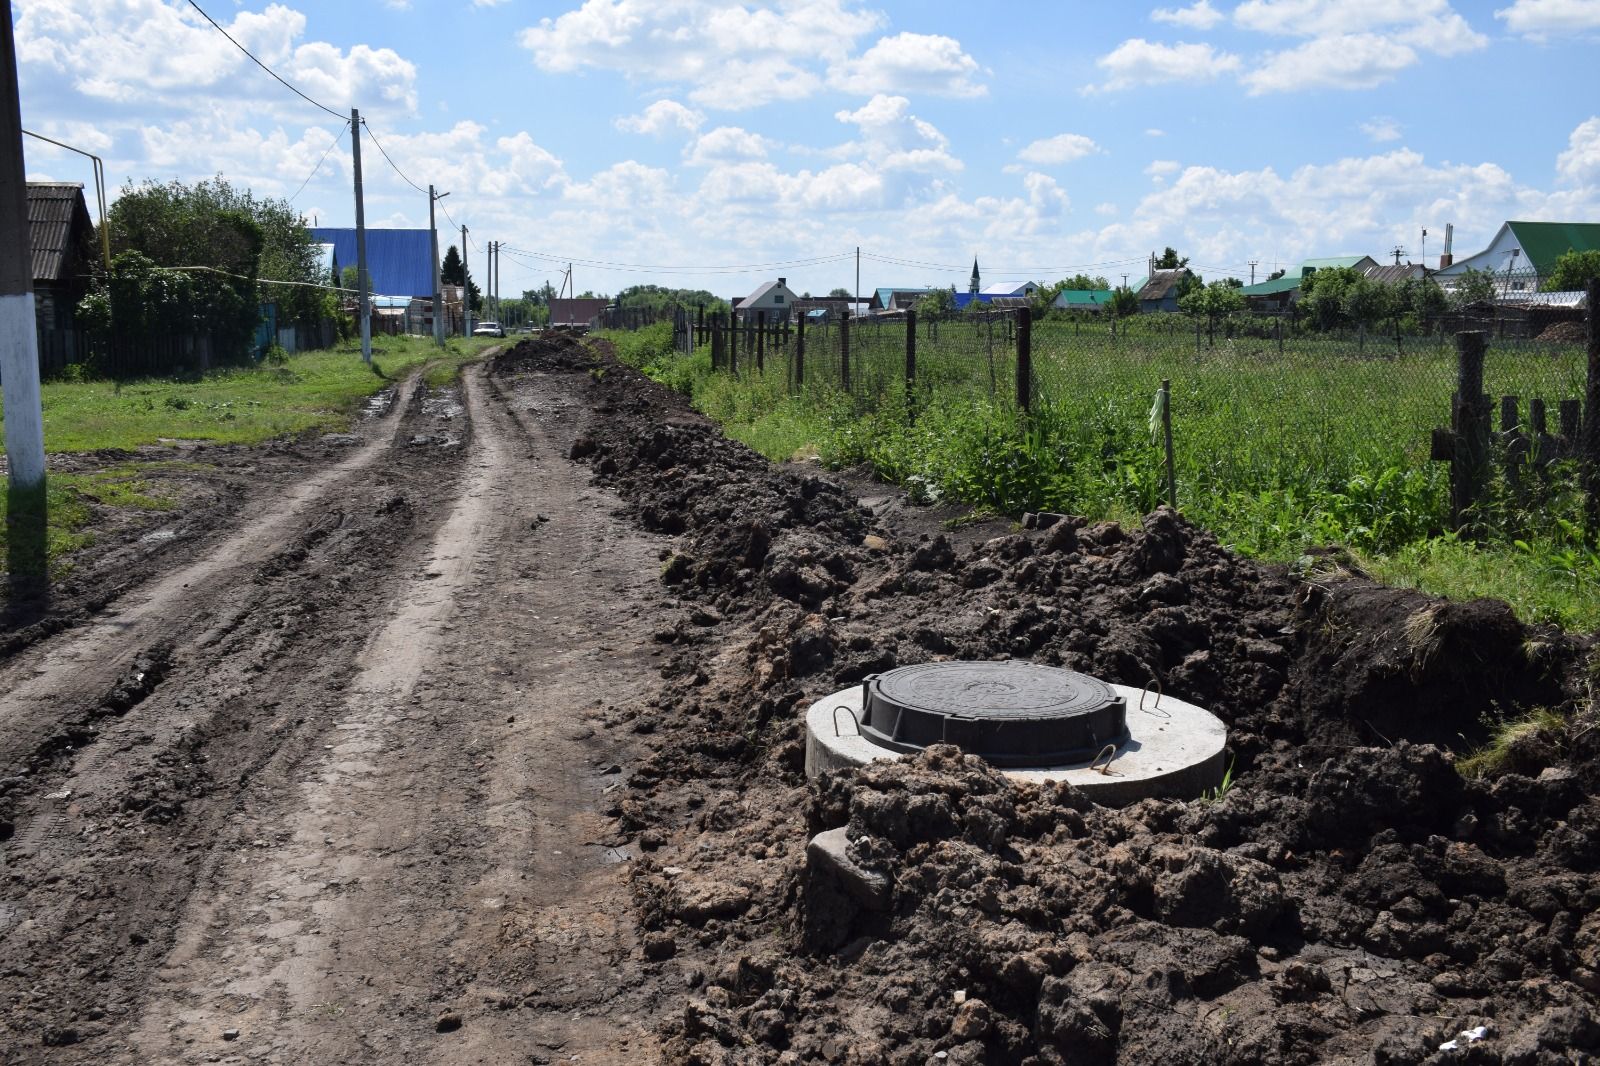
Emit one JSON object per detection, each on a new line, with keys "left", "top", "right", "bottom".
{"left": 499, "top": 347, "right": 1600, "bottom": 1065}
{"left": 1535, "top": 320, "right": 1587, "bottom": 344}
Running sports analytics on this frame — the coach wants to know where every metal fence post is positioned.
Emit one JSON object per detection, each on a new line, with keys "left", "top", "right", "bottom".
{"left": 905, "top": 308, "right": 917, "bottom": 422}
{"left": 1584, "top": 279, "right": 1600, "bottom": 542}
{"left": 1016, "top": 308, "right": 1032, "bottom": 413}
{"left": 841, "top": 311, "right": 851, "bottom": 391}
{"left": 1451, "top": 331, "right": 1490, "bottom": 534}
{"left": 795, "top": 312, "right": 806, "bottom": 390}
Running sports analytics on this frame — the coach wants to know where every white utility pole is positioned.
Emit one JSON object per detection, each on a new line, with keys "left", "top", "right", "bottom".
{"left": 485, "top": 242, "right": 493, "bottom": 322}
{"left": 462, "top": 225, "right": 471, "bottom": 336}
{"left": 350, "top": 108, "right": 372, "bottom": 364}
{"left": 429, "top": 185, "right": 445, "bottom": 347}
{"left": 0, "top": 0, "right": 46, "bottom": 506}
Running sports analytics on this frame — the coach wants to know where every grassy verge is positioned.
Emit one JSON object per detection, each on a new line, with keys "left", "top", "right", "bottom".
{"left": 598, "top": 322, "right": 1600, "bottom": 632}
{"left": 3, "top": 335, "right": 497, "bottom": 453}
{"left": 0, "top": 335, "right": 495, "bottom": 577}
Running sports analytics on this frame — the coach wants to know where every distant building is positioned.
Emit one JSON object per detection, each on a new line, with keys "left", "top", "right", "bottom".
{"left": 871, "top": 287, "right": 932, "bottom": 312}
{"left": 969, "top": 258, "right": 981, "bottom": 294}
{"left": 27, "top": 182, "right": 96, "bottom": 332}
{"left": 1135, "top": 268, "right": 1196, "bottom": 313}
{"left": 1052, "top": 289, "right": 1117, "bottom": 312}
{"left": 1237, "top": 255, "right": 1380, "bottom": 310}
{"left": 791, "top": 296, "right": 869, "bottom": 321}
{"left": 980, "top": 281, "right": 1039, "bottom": 299}
{"left": 1435, "top": 220, "right": 1600, "bottom": 294}
{"left": 549, "top": 297, "right": 610, "bottom": 329}
{"left": 735, "top": 277, "right": 799, "bottom": 322}
{"left": 309, "top": 227, "right": 436, "bottom": 298}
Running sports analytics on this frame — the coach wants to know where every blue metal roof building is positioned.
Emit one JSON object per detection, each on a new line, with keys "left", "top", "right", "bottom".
{"left": 309, "top": 227, "right": 435, "bottom": 298}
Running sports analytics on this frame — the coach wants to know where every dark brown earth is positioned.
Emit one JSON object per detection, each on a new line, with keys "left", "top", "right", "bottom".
{"left": 1, "top": 334, "right": 1597, "bottom": 1065}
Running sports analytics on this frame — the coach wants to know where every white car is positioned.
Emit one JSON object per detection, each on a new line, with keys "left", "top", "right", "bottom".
{"left": 472, "top": 321, "right": 506, "bottom": 338}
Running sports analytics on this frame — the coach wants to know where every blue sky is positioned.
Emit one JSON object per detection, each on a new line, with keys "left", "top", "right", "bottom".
{"left": 14, "top": 0, "right": 1600, "bottom": 298}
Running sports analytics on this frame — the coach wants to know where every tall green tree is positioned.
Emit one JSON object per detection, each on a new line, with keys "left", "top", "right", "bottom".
{"left": 1541, "top": 249, "right": 1600, "bottom": 292}
{"left": 1178, "top": 280, "right": 1244, "bottom": 343}
{"left": 1449, "top": 267, "right": 1498, "bottom": 309}
{"left": 440, "top": 244, "right": 483, "bottom": 312}
{"left": 1155, "top": 247, "right": 1189, "bottom": 269}
{"left": 1109, "top": 286, "right": 1140, "bottom": 318}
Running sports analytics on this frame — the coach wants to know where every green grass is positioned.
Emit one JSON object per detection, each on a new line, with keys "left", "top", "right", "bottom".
{"left": 600, "top": 318, "right": 1600, "bottom": 632}
{"left": 3, "top": 335, "right": 498, "bottom": 453}
{"left": 1456, "top": 706, "right": 1567, "bottom": 779}
{"left": 0, "top": 335, "right": 496, "bottom": 578}
{"left": 0, "top": 464, "right": 185, "bottom": 577}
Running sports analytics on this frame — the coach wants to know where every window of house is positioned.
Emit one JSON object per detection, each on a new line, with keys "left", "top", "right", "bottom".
{"left": 774, "top": 294, "right": 784, "bottom": 303}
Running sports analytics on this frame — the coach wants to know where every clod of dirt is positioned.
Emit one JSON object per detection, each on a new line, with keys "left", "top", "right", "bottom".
{"left": 435, "top": 1012, "right": 463, "bottom": 1034}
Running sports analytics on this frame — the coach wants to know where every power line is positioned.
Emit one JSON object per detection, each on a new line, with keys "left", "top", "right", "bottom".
{"left": 498, "top": 244, "right": 853, "bottom": 275}
{"left": 184, "top": 0, "right": 344, "bottom": 120}
{"left": 288, "top": 120, "right": 349, "bottom": 204}
{"left": 360, "top": 119, "right": 428, "bottom": 195}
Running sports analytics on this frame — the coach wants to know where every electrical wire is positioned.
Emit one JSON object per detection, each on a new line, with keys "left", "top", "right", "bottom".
{"left": 498, "top": 245, "right": 853, "bottom": 275}
{"left": 436, "top": 199, "right": 480, "bottom": 252}
{"left": 288, "top": 120, "right": 350, "bottom": 204}
{"left": 185, "top": 0, "right": 345, "bottom": 120}
{"left": 360, "top": 120, "right": 429, "bottom": 195}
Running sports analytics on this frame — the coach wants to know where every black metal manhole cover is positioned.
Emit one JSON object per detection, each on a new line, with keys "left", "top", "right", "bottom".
{"left": 859, "top": 661, "right": 1127, "bottom": 767}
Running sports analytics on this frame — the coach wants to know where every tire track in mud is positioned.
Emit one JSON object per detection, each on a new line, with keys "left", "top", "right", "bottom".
{"left": 0, "top": 371, "right": 477, "bottom": 1057}
{"left": 0, "top": 374, "right": 425, "bottom": 807}
{"left": 116, "top": 365, "right": 672, "bottom": 1065}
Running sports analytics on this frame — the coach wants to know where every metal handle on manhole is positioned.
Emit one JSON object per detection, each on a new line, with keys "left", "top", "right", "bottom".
{"left": 832, "top": 706, "right": 861, "bottom": 738}
{"left": 1140, "top": 678, "right": 1170, "bottom": 718}
{"left": 1090, "top": 744, "right": 1119, "bottom": 776}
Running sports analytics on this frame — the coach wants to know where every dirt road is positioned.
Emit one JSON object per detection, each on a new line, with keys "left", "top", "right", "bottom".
{"left": 0, "top": 360, "right": 674, "bottom": 1063}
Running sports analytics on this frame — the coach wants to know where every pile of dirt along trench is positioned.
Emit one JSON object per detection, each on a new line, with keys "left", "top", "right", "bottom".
{"left": 497, "top": 335, "right": 1600, "bottom": 1065}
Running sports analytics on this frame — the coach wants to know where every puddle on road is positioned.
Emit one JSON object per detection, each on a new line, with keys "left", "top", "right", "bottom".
{"left": 139, "top": 528, "right": 179, "bottom": 545}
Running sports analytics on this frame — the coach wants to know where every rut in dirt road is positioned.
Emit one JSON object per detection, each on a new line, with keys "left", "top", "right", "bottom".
{"left": 0, "top": 362, "right": 681, "bottom": 1064}
{"left": 117, "top": 366, "right": 672, "bottom": 1065}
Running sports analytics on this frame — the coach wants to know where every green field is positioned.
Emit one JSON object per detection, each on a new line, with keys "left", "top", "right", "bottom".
{"left": 602, "top": 318, "right": 1599, "bottom": 631}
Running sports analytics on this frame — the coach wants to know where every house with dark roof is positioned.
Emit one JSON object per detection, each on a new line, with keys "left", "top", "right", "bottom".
{"left": 308, "top": 227, "right": 436, "bottom": 298}
{"left": 1135, "top": 268, "right": 1196, "bottom": 312}
{"left": 871, "top": 287, "right": 932, "bottom": 312}
{"left": 27, "top": 183, "right": 96, "bottom": 332}
{"left": 735, "top": 277, "right": 799, "bottom": 322}
{"left": 1435, "top": 220, "right": 1600, "bottom": 295}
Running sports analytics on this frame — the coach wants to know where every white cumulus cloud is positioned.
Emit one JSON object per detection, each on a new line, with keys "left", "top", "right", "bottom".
{"left": 615, "top": 99, "right": 705, "bottom": 136}
{"left": 1017, "top": 133, "right": 1102, "bottom": 166}
{"left": 829, "top": 31, "right": 986, "bottom": 97}
{"left": 1152, "top": 1, "right": 1225, "bottom": 29}
{"left": 1495, "top": 0, "right": 1600, "bottom": 37}
{"left": 1087, "top": 39, "right": 1241, "bottom": 92}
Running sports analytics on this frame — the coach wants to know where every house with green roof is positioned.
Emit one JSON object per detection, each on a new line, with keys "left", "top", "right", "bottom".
{"left": 1435, "top": 220, "right": 1600, "bottom": 295}
{"left": 1238, "top": 255, "right": 1378, "bottom": 310}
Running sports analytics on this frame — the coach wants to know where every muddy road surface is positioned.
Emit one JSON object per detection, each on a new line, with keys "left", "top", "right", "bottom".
{"left": 0, "top": 354, "right": 676, "bottom": 1063}
{"left": 4, "top": 333, "right": 1600, "bottom": 1066}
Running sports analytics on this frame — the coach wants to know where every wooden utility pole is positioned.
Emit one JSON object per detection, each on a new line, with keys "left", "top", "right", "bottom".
{"left": 429, "top": 185, "right": 445, "bottom": 346}
{"left": 0, "top": 0, "right": 45, "bottom": 498}
{"left": 350, "top": 109, "right": 372, "bottom": 364}
{"left": 461, "top": 225, "right": 472, "bottom": 336}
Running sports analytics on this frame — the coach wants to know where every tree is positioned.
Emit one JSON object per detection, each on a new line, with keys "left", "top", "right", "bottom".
{"left": 827, "top": 287, "right": 853, "bottom": 298}
{"left": 1178, "top": 280, "right": 1244, "bottom": 343}
{"left": 916, "top": 287, "right": 956, "bottom": 315}
{"left": 1109, "top": 286, "right": 1140, "bottom": 318}
{"left": 1155, "top": 246, "right": 1189, "bottom": 269}
{"left": 1449, "top": 267, "right": 1498, "bottom": 310}
{"left": 1054, "top": 274, "right": 1109, "bottom": 292}
{"left": 1267, "top": 268, "right": 1286, "bottom": 281}
{"left": 440, "top": 244, "right": 482, "bottom": 312}
{"left": 1542, "top": 249, "right": 1600, "bottom": 292}
{"left": 1299, "top": 266, "right": 1362, "bottom": 330}
{"left": 1221, "top": 277, "right": 1243, "bottom": 288}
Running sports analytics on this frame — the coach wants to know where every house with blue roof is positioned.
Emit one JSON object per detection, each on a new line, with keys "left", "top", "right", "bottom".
{"left": 308, "top": 227, "right": 436, "bottom": 299}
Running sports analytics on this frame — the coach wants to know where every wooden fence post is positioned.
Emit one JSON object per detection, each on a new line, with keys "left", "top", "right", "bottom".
{"left": 905, "top": 308, "right": 917, "bottom": 422}
{"left": 1016, "top": 308, "right": 1032, "bottom": 413}
{"left": 710, "top": 311, "right": 724, "bottom": 369}
{"left": 841, "top": 311, "right": 852, "bottom": 392}
{"left": 1451, "top": 331, "right": 1490, "bottom": 533}
{"left": 757, "top": 309, "right": 766, "bottom": 373}
{"left": 795, "top": 312, "right": 806, "bottom": 389}
{"left": 696, "top": 304, "right": 705, "bottom": 346}
{"left": 1585, "top": 278, "right": 1600, "bottom": 541}
{"left": 728, "top": 311, "right": 739, "bottom": 374}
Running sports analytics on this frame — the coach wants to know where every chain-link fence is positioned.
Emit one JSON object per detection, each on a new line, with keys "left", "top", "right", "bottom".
{"left": 673, "top": 303, "right": 1595, "bottom": 551}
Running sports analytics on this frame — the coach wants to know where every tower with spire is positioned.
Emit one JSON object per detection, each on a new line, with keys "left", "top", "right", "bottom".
{"left": 970, "top": 257, "right": 981, "bottom": 294}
